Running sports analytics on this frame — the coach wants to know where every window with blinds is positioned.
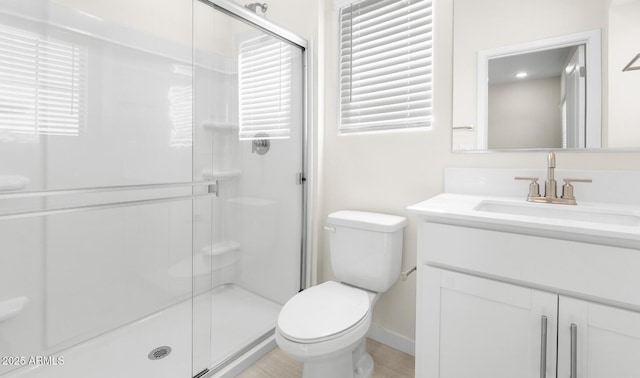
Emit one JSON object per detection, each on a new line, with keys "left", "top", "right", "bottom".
{"left": 238, "top": 35, "right": 292, "bottom": 140}
{"left": 0, "top": 24, "right": 86, "bottom": 138}
{"left": 339, "top": 0, "right": 432, "bottom": 133}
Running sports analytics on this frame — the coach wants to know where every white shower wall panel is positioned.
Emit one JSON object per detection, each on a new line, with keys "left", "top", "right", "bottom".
{"left": 43, "top": 33, "right": 193, "bottom": 189}
{"left": 39, "top": 0, "right": 195, "bottom": 352}
{"left": 0, "top": 1, "right": 194, "bottom": 191}
{"left": 44, "top": 201, "right": 193, "bottom": 349}
{"left": 0, "top": 218, "right": 44, "bottom": 377}
{"left": 235, "top": 133, "right": 303, "bottom": 305}
{"left": 230, "top": 44, "right": 304, "bottom": 306}
{"left": 0, "top": 200, "right": 195, "bottom": 377}
{"left": 0, "top": 2, "right": 198, "bottom": 376}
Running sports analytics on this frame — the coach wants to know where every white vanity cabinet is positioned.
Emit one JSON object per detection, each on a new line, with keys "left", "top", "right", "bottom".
{"left": 420, "top": 266, "right": 640, "bottom": 377}
{"left": 420, "top": 267, "right": 558, "bottom": 377}
{"left": 557, "top": 297, "right": 640, "bottom": 377}
{"left": 412, "top": 216, "right": 640, "bottom": 378}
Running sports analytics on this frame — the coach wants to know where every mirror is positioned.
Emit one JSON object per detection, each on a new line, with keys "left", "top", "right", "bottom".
{"left": 479, "top": 31, "right": 600, "bottom": 150}
{"left": 452, "top": 0, "right": 640, "bottom": 152}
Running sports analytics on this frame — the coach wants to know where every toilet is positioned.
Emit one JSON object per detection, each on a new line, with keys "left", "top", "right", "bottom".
{"left": 275, "top": 210, "right": 407, "bottom": 378}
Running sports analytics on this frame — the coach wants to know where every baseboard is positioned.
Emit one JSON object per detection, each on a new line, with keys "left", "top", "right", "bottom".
{"left": 367, "top": 323, "right": 415, "bottom": 356}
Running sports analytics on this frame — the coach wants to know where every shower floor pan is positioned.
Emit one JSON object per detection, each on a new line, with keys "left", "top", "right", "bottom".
{"left": 6, "top": 284, "right": 281, "bottom": 378}
{"left": 206, "top": 284, "right": 282, "bottom": 368}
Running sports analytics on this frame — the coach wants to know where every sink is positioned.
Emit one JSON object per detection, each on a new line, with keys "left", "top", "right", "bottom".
{"left": 474, "top": 200, "right": 640, "bottom": 227}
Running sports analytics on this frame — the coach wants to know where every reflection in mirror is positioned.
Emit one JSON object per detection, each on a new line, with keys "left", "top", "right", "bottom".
{"left": 478, "top": 30, "right": 601, "bottom": 150}
{"left": 487, "top": 47, "right": 577, "bottom": 149}
{"left": 452, "top": 0, "right": 640, "bottom": 152}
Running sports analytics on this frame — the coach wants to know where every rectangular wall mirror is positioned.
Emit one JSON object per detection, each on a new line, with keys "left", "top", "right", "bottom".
{"left": 452, "top": 0, "right": 640, "bottom": 152}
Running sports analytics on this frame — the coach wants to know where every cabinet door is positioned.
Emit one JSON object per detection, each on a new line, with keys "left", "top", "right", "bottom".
{"left": 418, "top": 267, "right": 557, "bottom": 378}
{"left": 558, "top": 297, "right": 640, "bottom": 377}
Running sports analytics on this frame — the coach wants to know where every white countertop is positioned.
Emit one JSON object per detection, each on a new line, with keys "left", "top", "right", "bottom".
{"left": 408, "top": 193, "right": 640, "bottom": 249}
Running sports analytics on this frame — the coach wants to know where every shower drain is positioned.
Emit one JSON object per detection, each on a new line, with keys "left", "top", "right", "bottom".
{"left": 148, "top": 346, "right": 172, "bottom": 361}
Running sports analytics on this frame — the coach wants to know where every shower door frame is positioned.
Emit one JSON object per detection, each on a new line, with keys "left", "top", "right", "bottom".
{"left": 198, "top": 0, "right": 311, "bottom": 291}
{"left": 194, "top": 0, "right": 312, "bottom": 375}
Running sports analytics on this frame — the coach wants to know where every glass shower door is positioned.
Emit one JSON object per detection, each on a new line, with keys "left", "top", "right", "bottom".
{"left": 192, "top": 0, "right": 306, "bottom": 375}
{"left": 0, "top": 1, "right": 205, "bottom": 377}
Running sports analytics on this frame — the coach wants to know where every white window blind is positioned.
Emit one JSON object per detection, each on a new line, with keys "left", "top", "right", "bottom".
{"left": 339, "top": 0, "right": 432, "bottom": 133}
{"left": 238, "top": 35, "right": 292, "bottom": 140}
{"left": 0, "top": 24, "right": 86, "bottom": 137}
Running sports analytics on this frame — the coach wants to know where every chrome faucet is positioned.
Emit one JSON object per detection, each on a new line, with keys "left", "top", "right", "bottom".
{"left": 515, "top": 152, "right": 592, "bottom": 205}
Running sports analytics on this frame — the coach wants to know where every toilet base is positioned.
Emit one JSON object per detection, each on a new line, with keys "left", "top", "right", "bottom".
{"left": 300, "top": 339, "right": 373, "bottom": 378}
{"left": 353, "top": 340, "right": 374, "bottom": 378}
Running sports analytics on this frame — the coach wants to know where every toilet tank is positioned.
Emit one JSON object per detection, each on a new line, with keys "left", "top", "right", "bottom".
{"left": 327, "top": 210, "right": 407, "bottom": 293}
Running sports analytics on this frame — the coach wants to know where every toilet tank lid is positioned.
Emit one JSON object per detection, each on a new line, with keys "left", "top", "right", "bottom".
{"left": 328, "top": 210, "right": 407, "bottom": 232}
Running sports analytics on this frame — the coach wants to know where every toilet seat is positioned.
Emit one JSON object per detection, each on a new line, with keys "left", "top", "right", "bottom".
{"left": 277, "top": 281, "right": 370, "bottom": 344}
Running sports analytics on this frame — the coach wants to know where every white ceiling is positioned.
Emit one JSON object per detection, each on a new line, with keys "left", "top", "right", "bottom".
{"left": 488, "top": 46, "right": 575, "bottom": 85}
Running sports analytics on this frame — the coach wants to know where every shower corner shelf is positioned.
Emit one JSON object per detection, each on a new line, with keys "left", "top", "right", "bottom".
{"left": 203, "top": 241, "right": 240, "bottom": 257}
{"left": 0, "top": 175, "right": 29, "bottom": 192}
{"left": 0, "top": 296, "right": 28, "bottom": 323}
{"left": 201, "top": 169, "right": 242, "bottom": 180}
{"left": 202, "top": 121, "right": 239, "bottom": 131}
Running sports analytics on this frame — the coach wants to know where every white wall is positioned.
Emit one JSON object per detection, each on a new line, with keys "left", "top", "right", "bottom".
{"left": 319, "top": 0, "right": 450, "bottom": 347}
{"left": 608, "top": 0, "right": 640, "bottom": 147}
{"left": 488, "top": 77, "right": 562, "bottom": 149}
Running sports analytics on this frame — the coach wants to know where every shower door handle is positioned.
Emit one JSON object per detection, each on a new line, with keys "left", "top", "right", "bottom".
{"left": 208, "top": 180, "right": 219, "bottom": 197}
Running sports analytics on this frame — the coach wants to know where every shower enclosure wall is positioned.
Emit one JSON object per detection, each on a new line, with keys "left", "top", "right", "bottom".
{"left": 0, "top": 1, "right": 308, "bottom": 377}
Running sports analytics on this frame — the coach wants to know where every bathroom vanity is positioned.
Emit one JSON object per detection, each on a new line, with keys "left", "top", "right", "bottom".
{"left": 408, "top": 168, "right": 640, "bottom": 378}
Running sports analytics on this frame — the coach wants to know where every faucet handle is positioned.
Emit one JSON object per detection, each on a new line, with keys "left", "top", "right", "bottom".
{"left": 561, "top": 178, "right": 592, "bottom": 202}
{"left": 515, "top": 177, "right": 541, "bottom": 200}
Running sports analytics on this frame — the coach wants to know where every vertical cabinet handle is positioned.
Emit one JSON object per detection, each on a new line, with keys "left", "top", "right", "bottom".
{"left": 540, "top": 315, "right": 548, "bottom": 378}
{"left": 570, "top": 323, "right": 578, "bottom": 378}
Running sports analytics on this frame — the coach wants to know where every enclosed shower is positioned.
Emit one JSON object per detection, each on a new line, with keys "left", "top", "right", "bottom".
{"left": 0, "top": 0, "right": 308, "bottom": 377}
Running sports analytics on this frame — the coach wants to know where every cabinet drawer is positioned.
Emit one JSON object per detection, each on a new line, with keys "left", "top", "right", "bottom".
{"left": 420, "top": 222, "right": 640, "bottom": 310}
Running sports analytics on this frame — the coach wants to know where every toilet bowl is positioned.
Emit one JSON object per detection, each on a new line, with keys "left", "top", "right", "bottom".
{"left": 275, "top": 210, "right": 407, "bottom": 378}
{"left": 276, "top": 281, "right": 377, "bottom": 378}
